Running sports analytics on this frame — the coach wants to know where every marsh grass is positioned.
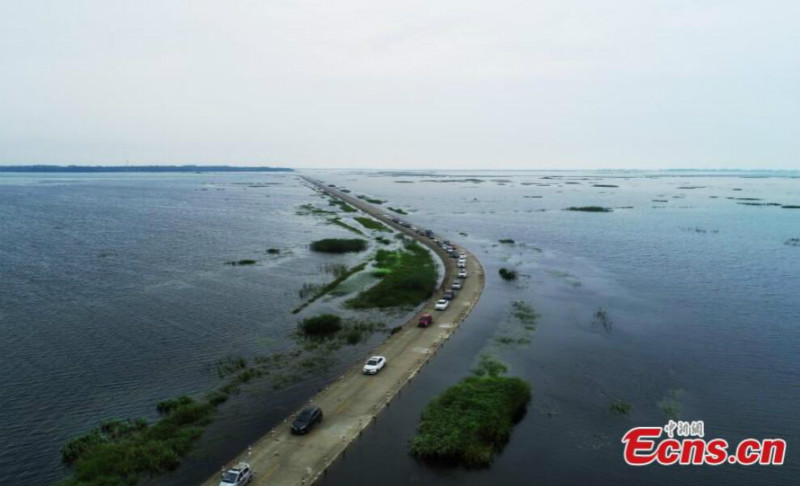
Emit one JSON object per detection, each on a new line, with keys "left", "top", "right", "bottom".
{"left": 498, "top": 268, "right": 518, "bottom": 280}
{"left": 410, "top": 356, "right": 531, "bottom": 467}
{"left": 225, "top": 259, "right": 257, "bottom": 266}
{"left": 565, "top": 206, "right": 613, "bottom": 212}
{"left": 354, "top": 216, "right": 391, "bottom": 232}
{"left": 309, "top": 238, "right": 367, "bottom": 253}
{"left": 387, "top": 207, "right": 408, "bottom": 214}
{"left": 292, "top": 261, "right": 368, "bottom": 313}
{"left": 298, "top": 314, "right": 342, "bottom": 336}
{"left": 328, "top": 217, "right": 365, "bottom": 235}
{"left": 346, "top": 241, "right": 436, "bottom": 308}
{"left": 329, "top": 199, "right": 357, "bottom": 213}
{"left": 356, "top": 195, "right": 385, "bottom": 204}
{"left": 498, "top": 238, "right": 515, "bottom": 244}
{"left": 610, "top": 399, "right": 632, "bottom": 415}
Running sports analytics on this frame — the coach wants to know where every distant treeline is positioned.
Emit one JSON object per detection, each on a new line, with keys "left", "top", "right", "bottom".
{"left": 0, "top": 165, "right": 293, "bottom": 173}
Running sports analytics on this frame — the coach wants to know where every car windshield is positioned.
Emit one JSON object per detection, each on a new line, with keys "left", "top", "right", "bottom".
{"left": 367, "top": 359, "right": 379, "bottom": 365}
{"left": 222, "top": 471, "right": 239, "bottom": 483}
{"left": 298, "top": 409, "right": 314, "bottom": 420}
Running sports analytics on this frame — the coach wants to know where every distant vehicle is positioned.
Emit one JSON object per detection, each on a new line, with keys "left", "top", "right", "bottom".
{"left": 219, "top": 463, "right": 252, "bottom": 486}
{"left": 418, "top": 313, "right": 433, "bottom": 327}
{"left": 452, "top": 280, "right": 462, "bottom": 290}
{"left": 457, "top": 260, "right": 466, "bottom": 268}
{"left": 434, "top": 299, "right": 450, "bottom": 311}
{"left": 459, "top": 253, "right": 467, "bottom": 259}
{"left": 363, "top": 356, "right": 387, "bottom": 375}
{"left": 443, "top": 290, "right": 456, "bottom": 300}
{"left": 458, "top": 269, "right": 468, "bottom": 278}
{"left": 291, "top": 406, "right": 323, "bottom": 434}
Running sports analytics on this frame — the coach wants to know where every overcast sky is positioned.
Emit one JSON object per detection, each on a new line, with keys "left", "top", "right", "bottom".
{"left": 1, "top": 0, "right": 798, "bottom": 169}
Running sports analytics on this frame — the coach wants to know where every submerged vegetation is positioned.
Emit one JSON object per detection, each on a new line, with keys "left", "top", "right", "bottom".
{"left": 610, "top": 399, "right": 633, "bottom": 415}
{"left": 592, "top": 307, "right": 613, "bottom": 332}
{"left": 328, "top": 217, "right": 365, "bottom": 235}
{"left": 309, "top": 238, "right": 367, "bottom": 253}
{"left": 387, "top": 207, "right": 408, "bottom": 214}
{"left": 498, "top": 268, "right": 518, "bottom": 281}
{"left": 565, "top": 206, "right": 613, "bottom": 213}
{"left": 356, "top": 195, "right": 385, "bottom": 204}
{"left": 329, "top": 199, "right": 356, "bottom": 213}
{"left": 498, "top": 238, "right": 515, "bottom": 244}
{"left": 298, "top": 314, "right": 343, "bottom": 336}
{"left": 354, "top": 216, "right": 391, "bottom": 232}
{"left": 346, "top": 241, "right": 436, "bottom": 308}
{"left": 266, "top": 248, "right": 281, "bottom": 254}
{"left": 225, "top": 259, "right": 257, "bottom": 266}
{"left": 410, "top": 355, "right": 531, "bottom": 467}
{"left": 785, "top": 238, "right": 800, "bottom": 247}
{"left": 292, "top": 261, "right": 368, "bottom": 313}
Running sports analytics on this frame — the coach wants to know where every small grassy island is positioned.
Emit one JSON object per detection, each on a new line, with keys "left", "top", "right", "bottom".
{"left": 410, "top": 356, "right": 531, "bottom": 467}
{"left": 309, "top": 238, "right": 367, "bottom": 253}
{"left": 298, "top": 314, "right": 342, "bottom": 336}
{"left": 498, "top": 238, "right": 515, "bottom": 244}
{"left": 565, "top": 206, "right": 613, "bottom": 213}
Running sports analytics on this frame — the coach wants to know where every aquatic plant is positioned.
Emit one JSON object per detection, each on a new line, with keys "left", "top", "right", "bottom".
{"left": 329, "top": 199, "right": 356, "bottom": 213}
{"left": 266, "top": 248, "right": 280, "bottom": 254}
{"left": 565, "top": 206, "right": 613, "bottom": 212}
{"left": 387, "top": 207, "right": 408, "bottom": 214}
{"left": 225, "top": 259, "right": 257, "bottom": 266}
{"left": 593, "top": 184, "right": 619, "bottom": 188}
{"left": 785, "top": 238, "right": 800, "bottom": 247}
{"left": 498, "top": 268, "right": 518, "bottom": 280}
{"left": 472, "top": 353, "right": 509, "bottom": 378}
{"left": 592, "top": 308, "right": 612, "bottom": 332}
{"left": 309, "top": 238, "right": 367, "bottom": 253}
{"left": 356, "top": 195, "right": 385, "bottom": 204}
{"left": 298, "top": 314, "right": 342, "bottom": 336}
{"left": 409, "top": 372, "right": 531, "bottom": 467}
{"left": 375, "top": 236, "right": 391, "bottom": 245}
{"left": 328, "top": 217, "right": 365, "bottom": 235}
{"left": 610, "top": 399, "right": 632, "bottom": 415}
{"left": 354, "top": 216, "right": 391, "bottom": 232}
{"left": 781, "top": 205, "right": 800, "bottom": 209}
{"left": 498, "top": 238, "right": 515, "bottom": 244}
{"left": 213, "top": 356, "right": 248, "bottom": 378}
{"left": 346, "top": 241, "right": 436, "bottom": 309}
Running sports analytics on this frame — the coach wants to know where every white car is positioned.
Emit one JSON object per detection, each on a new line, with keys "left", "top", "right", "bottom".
{"left": 458, "top": 269, "right": 468, "bottom": 278}
{"left": 452, "top": 279, "right": 463, "bottom": 290}
{"left": 434, "top": 299, "right": 450, "bottom": 311}
{"left": 457, "top": 260, "right": 467, "bottom": 268}
{"left": 220, "top": 463, "right": 253, "bottom": 486}
{"left": 459, "top": 253, "right": 467, "bottom": 259}
{"left": 363, "top": 356, "right": 387, "bottom": 375}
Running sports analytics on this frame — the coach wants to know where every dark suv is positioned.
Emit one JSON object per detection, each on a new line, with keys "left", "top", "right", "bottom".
{"left": 291, "top": 406, "right": 323, "bottom": 435}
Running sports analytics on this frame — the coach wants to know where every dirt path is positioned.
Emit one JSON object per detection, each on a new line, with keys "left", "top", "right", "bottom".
{"left": 200, "top": 177, "right": 485, "bottom": 486}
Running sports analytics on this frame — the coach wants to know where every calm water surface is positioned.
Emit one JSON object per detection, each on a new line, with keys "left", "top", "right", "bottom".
{"left": 1, "top": 170, "right": 798, "bottom": 485}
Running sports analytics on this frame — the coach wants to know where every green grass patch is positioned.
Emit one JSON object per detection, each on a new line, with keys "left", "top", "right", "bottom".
{"left": 354, "top": 216, "right": 391, "bottom": 232}
{"left": 346, "top": 241, "right": 436, "bottom": 308}
{"left": 296, "top": 203, "right": 336, "bottom": 216}
{"left": 610, "top": 399, "right": 632, "bottom": 415}
{"left": 309, "top": 238, "right": 367, "bottom": 253}
{"left": 409, "top": 372, "right": 531, "bottom": 467}
{"left": 356, "top": 195, "right": 385, "bottom": 204}
{"left": 387, "top": 207, "right": 407, "bottom": 215}
{"left": 565, "top": 206, "right": 613, "bottom": 212}
{"left": 329, "top": 199, "right": 357, "bottom": 213}
{"left": 375, "top": 236, "right": 391, "bottom": 245}
{"left": 498, "top": 268, "right": 518, "bottom": 280}
{"left": 328, "top": 217, "right": 365, "bottom": 235}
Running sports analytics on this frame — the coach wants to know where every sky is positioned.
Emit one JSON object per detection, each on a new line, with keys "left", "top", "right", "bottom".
{"left": 0, "top": 0, "right": 798, "bottom": 169}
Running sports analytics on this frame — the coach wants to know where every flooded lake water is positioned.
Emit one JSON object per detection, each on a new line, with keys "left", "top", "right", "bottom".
{"left": 1, "top": 170, "right": 797, "bottom": 485}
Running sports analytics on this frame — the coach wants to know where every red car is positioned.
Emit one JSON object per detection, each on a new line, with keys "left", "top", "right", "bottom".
{"left": 418, "top": 313, "right": 433, "bottom": 328}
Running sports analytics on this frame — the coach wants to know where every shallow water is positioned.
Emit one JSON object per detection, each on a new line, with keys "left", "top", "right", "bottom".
{"left": 1, "top": 170, "right": 798, "bottom": 485}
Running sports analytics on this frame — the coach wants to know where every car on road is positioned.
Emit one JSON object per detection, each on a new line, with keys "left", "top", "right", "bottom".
{"left": 458, "top": 269, "right": 468, "bottom": 278}
{"left": 219, "top": 463, "right": 252, "bottom": 486}
{"left": 443, "top": 290, "right": 456, "bottom": 300}
{"left": 291, "top": 406, "right": 323, "bottom": 435}
{"left": 457, "top": 260, "right": 466, "bottom": 268}
{"left": 459, "top": 253, "right": 467, "bottom": 259}
{"left": 451, "top": 280, "right": 462, "bottom": 290}
{"left": 434, "top": 299, "right": 450, "bottom": 311}
{"left": 363, "top": 356, "right": 387, "bottom": 374}
{"left": 418, "top": 313, "right": 433, "bottom": 327}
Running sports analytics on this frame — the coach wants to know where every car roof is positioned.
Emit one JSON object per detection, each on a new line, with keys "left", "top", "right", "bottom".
{"left": 369, "top": 355, "right": 384, "bottom": 360}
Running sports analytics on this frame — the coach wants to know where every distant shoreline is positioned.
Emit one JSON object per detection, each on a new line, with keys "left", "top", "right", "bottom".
{"left": 0, "top": 165, "right": 293, "bottom": 173}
